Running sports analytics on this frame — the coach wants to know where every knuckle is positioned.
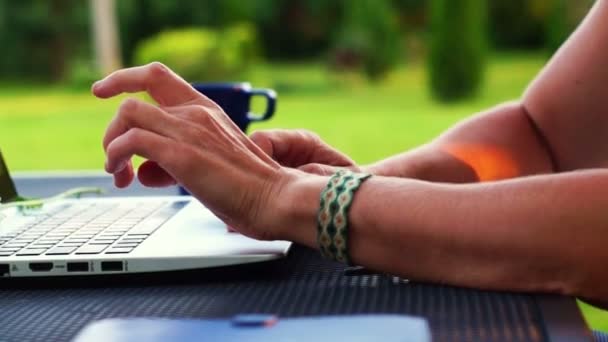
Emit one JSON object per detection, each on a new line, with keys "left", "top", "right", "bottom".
{"left": 177, "top": 104, "right": 203, "bottom": 119}
{"left": 118, "top": 98, "right": 139, "bottom": 121}
{"left": 295, "top": 129, "right": 319, "bottom": 141}
{"left": 192, "top": 104, "right": 210, "bottom": 117}
{"left": 123, "top": 127, "right": 145, "bottom": 146}
{"left": 147, "top": 61, "right": 169, "bottom": 76}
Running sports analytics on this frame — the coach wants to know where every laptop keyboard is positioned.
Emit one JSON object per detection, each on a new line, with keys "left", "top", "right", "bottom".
{"left": 0, "top": 200, "right": 188, "bottom": 257}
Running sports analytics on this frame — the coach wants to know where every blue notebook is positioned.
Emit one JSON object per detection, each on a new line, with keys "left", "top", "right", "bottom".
{"left": 72, "top": 314, "right": 430, "bottom": 342}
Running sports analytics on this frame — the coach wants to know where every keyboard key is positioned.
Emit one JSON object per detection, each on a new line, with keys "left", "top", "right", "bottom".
{"left": 3, "top": 242, "right": 30, "bottom": 248}
{"left": 115, "top": 241, "right": 140, "bottom": 246}
{"left": 0, "top": 251, "right": 14, "bottom": 257}
{"left": 75, "top": 244, "right": 108, "bottom": 254}
{"left": 46, "top": 246, "right": 77, "bottom": 255}
{"left": 12, "top": 238, "right": 35, "bottom": 243}
{"left": 0, "top": 247, "right": 23, "bottom": 252}
{"left": 88, "top": 241, "right": 112, "bottom": 245}
{"left": 99, "top": 233, "right": 123, "bottom": 237}
{"left": 16, "top": 248, "right": 48, "bottom": 256}
{"left": 118, "top": 237, "right": 145, "bottom": 243}
{"left": 105, "top": 247, "right": 134, "bottom": 254}
{"left": 38, "top": 239, "right": 63, "bottom": 244}
{"left": 59, "top": 242, "right": 85, "bottom": 247}
{"left": 30, "top": 242, "right": 57, "bottom": 247}
{"left": 65, "top": 238, "right": 89, "bottom": 243}
{"left": 45, "top": 234, "right": 70, "bottom": 238}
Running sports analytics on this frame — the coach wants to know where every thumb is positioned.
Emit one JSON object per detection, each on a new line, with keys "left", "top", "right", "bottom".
{"left": 298, "top": 163, "right": 341, "bottom": 176}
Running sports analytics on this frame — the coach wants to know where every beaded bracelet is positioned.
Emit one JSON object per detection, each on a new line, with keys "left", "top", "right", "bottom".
{"left": 317, "top": 169, "right": 372, "bottom": 264}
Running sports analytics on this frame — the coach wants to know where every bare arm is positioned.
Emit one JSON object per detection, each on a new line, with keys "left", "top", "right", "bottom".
{"left": 365, "top": 102, "right": 555, "bottom": 182}
{"left": 277, "top": 169, "right": 608, "bottom": 307}
{"left": 367, "top": 1, "right": 608, "bottom": 182}
{"left": 523, "top": 0, "right": 608, "bottom": 171}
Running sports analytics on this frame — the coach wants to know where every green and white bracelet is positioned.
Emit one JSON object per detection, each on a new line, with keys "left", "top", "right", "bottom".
{"left": 317, "top": 169, "right": 372, "bottom": 264}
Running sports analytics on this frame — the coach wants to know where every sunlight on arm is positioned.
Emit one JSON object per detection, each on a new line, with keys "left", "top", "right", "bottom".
{"left": 442, "top": 143, "right": 520, "bottom": 181}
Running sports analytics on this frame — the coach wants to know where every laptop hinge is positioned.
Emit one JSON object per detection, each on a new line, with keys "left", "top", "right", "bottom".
{"left": 0, "top": 149, "right": 18, "bottom": 203}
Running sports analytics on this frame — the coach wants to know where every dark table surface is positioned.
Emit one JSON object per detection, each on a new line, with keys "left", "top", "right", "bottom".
{"left": 0, "top": 172, "right": 595, "bottom": 342}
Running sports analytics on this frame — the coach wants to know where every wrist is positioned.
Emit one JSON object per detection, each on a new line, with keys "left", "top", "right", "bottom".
{"left": 270, "top": 169, "right": 327, "bottom": 248}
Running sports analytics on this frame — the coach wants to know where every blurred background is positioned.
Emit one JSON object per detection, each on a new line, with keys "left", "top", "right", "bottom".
{"left": 0, "top": 0, "right": 605, "bottom": 329}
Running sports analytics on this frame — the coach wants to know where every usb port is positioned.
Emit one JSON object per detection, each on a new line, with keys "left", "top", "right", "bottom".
{"left": 67, "top": 262, "right": 89, "bottom": 272}
{"left": 0, "top": 264, "right": 9, "bottom": 277}
{"left": 29, "top": 262, "right": 53, "bottom": 272}
{"left": 101, "top": 261, "right": 123, "bottom": 272}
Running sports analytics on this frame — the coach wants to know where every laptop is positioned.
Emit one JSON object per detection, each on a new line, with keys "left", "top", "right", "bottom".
{"left": 0, "top": 150, "right": 291, "bottom": 277}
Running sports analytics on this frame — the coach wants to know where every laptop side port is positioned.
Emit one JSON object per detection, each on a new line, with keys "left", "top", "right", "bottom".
{"left": 29, "top": 262, "right": 53, "bottom": 272}
{"left": 67, "top": 262, "right": 89, "bottom": 272}
{"left": 101, "top": 261, "right": 123, "bottom": 272}
{"left": 0, "top": 264, "right": 9, "bottom": 277}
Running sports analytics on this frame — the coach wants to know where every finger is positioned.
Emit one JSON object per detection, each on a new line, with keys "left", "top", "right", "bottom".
{"left": 103, "top": 98, "right": 181, "bottom": 151}
{"left": 249, "top": 130, "right": 275, "bottom": 156}
{"left": 137, "top": 160, "right": 177, "bottom": 187}
{"left": 113, "top": 159, "right": 135, "bottom": 188}
{"left": 250, "top": 129, "right": 356, "bottom": 167}
{"left": 92, "top": 62, "right": 206, "bottom": 106}
{"left": 105, "top": 128, "right": 178, "bottom": 181}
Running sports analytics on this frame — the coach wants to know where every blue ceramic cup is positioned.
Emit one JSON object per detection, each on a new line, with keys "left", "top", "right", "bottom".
{"left": 191, "top": 82, "right": 277, "bottom": 132}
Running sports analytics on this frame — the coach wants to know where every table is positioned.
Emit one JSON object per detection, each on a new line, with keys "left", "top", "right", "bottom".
{"left": 0, "top": 172, "right": 594, "bottom": 342}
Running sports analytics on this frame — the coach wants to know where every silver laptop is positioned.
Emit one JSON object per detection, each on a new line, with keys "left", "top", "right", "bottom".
{"left": 0, "top": 151, "right": 291, "bottom": 278}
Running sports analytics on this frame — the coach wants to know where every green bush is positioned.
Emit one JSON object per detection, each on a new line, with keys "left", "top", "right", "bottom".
{"left": 428, "top": 0, "right": 487, "bottom": 102}
{"left": 133, "top": 24, "right": 260, "bottom": 82}
{"left": 545, "top": 0, "right": 569, "bottom": 54}
{"left": 488, "top": 0, "right": 546, "bottom": 50}
{"left": 65, "top": 60, "right": 102, "bottom": 90}
{"left": 329, "top": 0, "right": 403, "bottom": 81}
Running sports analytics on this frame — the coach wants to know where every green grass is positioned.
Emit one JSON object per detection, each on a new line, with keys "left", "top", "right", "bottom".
{"left": 0, "top": 53, "right": 607, "bottom": 330}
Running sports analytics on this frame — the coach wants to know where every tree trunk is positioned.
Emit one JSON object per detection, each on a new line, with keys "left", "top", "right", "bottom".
{"left": 90, "top": 0, "right": 122, "bottom": 76}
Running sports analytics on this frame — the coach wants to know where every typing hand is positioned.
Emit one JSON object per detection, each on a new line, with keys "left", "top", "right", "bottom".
{"left": 92, "top": 62, "right": 296, "bottom": 240}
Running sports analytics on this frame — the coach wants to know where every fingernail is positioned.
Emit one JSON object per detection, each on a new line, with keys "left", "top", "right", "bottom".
{"left": 105, "top": 160, "right": 126, "bottom": 173}
{"left": 92, "top": 81, "right": 103, "bottom": 92}
{"left": 115, "top": 160, "right": 127, "bottom": 173}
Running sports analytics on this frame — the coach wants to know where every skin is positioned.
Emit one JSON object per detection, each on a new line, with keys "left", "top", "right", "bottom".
{"left": 94, "top": 1, "right": 608, "bottom": 308}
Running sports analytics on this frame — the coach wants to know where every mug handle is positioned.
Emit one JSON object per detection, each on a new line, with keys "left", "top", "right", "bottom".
{"left": 247, "top": 88, "right": 277, "bottom": 122}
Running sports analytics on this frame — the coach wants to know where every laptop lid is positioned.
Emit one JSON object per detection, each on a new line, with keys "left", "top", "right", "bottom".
{"left": 0, "top": 150, "right": 18, "bottom": 203}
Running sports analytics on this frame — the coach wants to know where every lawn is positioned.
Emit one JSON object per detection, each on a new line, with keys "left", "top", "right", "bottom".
{"left": 1, "top": 53, "right": 607, "bottom": 331}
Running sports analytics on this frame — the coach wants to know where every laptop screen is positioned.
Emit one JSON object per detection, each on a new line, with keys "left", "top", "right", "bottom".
{"left": 0, "top": 150, "right": 18, "bottom": 203}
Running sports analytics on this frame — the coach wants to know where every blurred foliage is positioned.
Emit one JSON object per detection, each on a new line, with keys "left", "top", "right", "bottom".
{"left": 544, "top": 0, "right": 595, "bottom": 54}
{"left": 330, "top": 0, "right": 403, "bottom": 80}
{"left": 0, "top": 0, "right": 89, "bottom": 81}
{"left": 489, "top": 0, "right": 594, "bottom": 51}
{"left": 488, "top": 0, "right": 546, "bottom": 50}
{"left": 545, "top": 0, "right": 569, "bottom": 55}
{"left": 134, "top": 24, "right": 259, "bottom": 82}
{"left": 0, "top": 0, "right": 594, "bottom": 83}
{"left": 117, "top": 0, "right": 273, "bottom": 63}
{"left": 65, "top": 60, "right": 102, "bottom": 90}
{"left": 429, "top": 0, "right": 486, "bottom": 102}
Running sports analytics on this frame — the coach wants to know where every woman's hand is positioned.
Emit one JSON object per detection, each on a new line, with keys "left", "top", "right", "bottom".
{"left": 92, "top": 62, "right": 294, "bottom": 240}
{"left": 250, "top": 129, "right": 360, "bottom": 175}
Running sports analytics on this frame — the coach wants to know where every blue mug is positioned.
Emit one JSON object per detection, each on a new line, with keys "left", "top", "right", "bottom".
{"left": 191, "top": 82, "right": 277, "bottom": 132}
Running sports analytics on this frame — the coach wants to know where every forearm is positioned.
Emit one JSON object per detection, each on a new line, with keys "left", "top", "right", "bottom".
{"left": 278, "top": 170, "right": 608, "bottom": 305}
{"left": 364, "top": 102, "right": 555, "bottom": 182}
